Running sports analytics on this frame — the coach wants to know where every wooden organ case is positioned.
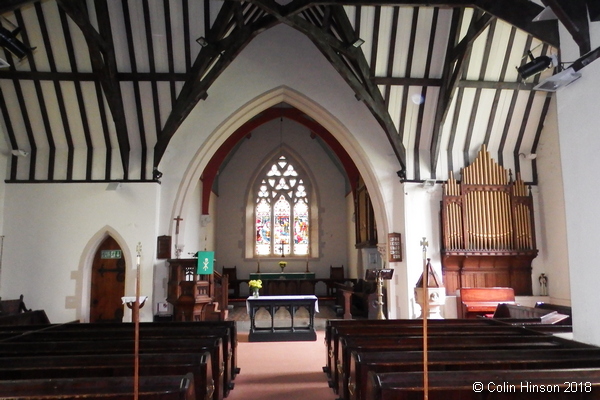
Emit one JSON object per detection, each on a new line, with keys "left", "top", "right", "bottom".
{"left": 441, "top": 146, "right": 538, "bottom": 296}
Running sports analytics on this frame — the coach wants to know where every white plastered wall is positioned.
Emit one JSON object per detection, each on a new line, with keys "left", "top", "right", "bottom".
{"left": 1, "top": 182, "right": 159, "bottom": 323}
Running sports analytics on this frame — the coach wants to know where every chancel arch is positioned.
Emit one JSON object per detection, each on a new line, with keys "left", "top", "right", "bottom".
{"left": 165, "top": 86, "right": 389, "bottom": 254}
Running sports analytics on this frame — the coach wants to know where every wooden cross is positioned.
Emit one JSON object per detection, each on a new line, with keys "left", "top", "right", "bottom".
{"left": 174, "top": 216, "right": 183, "bottom": 235}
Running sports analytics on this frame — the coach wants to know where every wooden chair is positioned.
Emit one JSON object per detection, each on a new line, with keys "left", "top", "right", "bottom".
{"left": 222, "top": 267, "right": 239, "bottom": 298}
{"left": 328, "top": 266, "right": 345, "bottom": 296}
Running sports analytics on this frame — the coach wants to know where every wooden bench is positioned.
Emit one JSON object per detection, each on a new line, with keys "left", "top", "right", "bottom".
{"left": 324, "top": 318, "right": 535, "bottom": 385}
{"left": 350, "top": 348, "right": 600, "bottom": 400}
{"left": 536, "top": 302, "right": 573, "bottom": 325}
{"left": 494, "top": 303, "right": 571, "bottom": 325}
{"left": 0, "top": 373, "right": 196, "bottom": 400}
{"left": 324, "top": 318, "right": 511, "bottom": 376}
{"left": 457, "top": 287, "right": 516, "bottom": 318}
{"left": 0, "top": 337, "right": 225, "bottom": 400}
{"left": 0, "top": 322, "right": 237, "bottom": 396}
{"left": 367, "top": 368, "right": 600, "bottom": 399}
{"left": 335, "top": 332, "right": 591, "bottom": 400}
{"left": 0, "top": 294, "right": 49, "bottom": 326}
{"left": 0, "top": 352, "right": 214, "bottom": 400}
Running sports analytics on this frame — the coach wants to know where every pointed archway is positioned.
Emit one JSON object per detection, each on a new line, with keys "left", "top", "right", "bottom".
{"left": 89, "top": 236, "right": 126, "bottom": 323}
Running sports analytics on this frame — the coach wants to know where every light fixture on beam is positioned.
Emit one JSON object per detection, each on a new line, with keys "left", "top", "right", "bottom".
{"left": 11, "top": 149, "right": 28, "bottom": 157}
{"left": 516, "top": 51, "right": 557, "bottom": 81}
{"left": 352, "top": 38, "right": 365, "bottom": 48}
{"left": 533, "top": 67, "right": 582, "bottom": 92}
{"left": 0, "top": 17, "right": 34, "bottom": 60}
{"left": 196, "top": 37, "right": 208, "bottom": 47}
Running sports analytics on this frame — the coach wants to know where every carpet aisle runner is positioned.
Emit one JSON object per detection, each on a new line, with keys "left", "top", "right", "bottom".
{"left": 227, "top": 331, "right": 337, "bottom": 400}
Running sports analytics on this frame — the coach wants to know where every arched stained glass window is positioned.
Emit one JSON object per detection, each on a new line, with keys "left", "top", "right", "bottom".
{"left": 255, "top": 155, "right": 309, "bottom": 257}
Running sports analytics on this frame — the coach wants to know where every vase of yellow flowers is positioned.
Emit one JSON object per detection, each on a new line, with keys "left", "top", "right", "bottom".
{"left": 279, "top": 261, "right": 287, "bottom": 272}
{"left": 249, "top": 279, "right": 262, "bottom": 298}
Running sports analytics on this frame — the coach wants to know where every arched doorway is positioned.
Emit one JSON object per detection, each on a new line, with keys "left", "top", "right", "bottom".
{"left": 89, "top": 236, "right": 126, "bottom": 323}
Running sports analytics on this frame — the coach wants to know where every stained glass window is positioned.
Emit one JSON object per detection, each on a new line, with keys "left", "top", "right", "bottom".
{"left": 255, "top": 155, "right": 309, "bottom": 257}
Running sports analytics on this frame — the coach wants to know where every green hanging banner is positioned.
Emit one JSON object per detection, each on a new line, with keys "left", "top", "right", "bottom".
{"left": 196, "top": 251, "right": 215, "bottom": 274}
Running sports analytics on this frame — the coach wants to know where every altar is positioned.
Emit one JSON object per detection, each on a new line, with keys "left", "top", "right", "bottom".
{"left": 246, "top": 295, "right": 318, "bottom": 342}
{"left": 249, "top": 272, "right": 316, "bottom": 295}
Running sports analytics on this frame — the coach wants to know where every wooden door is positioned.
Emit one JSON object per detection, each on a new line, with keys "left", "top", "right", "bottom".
{"left": 90, "top": 236, "right": 125, "bottom": 323}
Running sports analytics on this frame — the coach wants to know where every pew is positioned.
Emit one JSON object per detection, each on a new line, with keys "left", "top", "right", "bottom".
{"left": 493, "top": 303, "right": 570, "bottom": 325}
{"left": 350, "top": 348, "right": 600, "bottom": 400}
{"left": 335, "top": 332, "right": 592, "bottom": 400}
{"left": 0, "top": 373, "right": 196, "bottom": 400}
{"left": 0, "top": 322, "right": 237, "bottom": 395}
{"left": 367, "top": 368, "right": 600, "bottom": 399}
{"left": 457, "top": 287, "right": 516, "bottom": 318}
{"left": 0, "top": 337, "right": 225, "bottom": 400}
{"left": 0, "top": 294, "right": 49, "bottom": 326}
{"left": 325, "top": 318, "right": 536, "bottom": 385}
{"left": 0, "top": 352, "right": 214, "bottom": 400}
{"left": 535, "top": 302, "right": 573, "bottom": 325}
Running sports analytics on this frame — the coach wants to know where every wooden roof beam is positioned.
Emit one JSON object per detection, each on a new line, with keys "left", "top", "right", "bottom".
{"left": 57, "top": 0, "right": 131, "bottom": 178}
{"left": 541, "top": 0, "right": 590, "bottom": 55}
{"left": 154, "top": 3, "right": 278, "bottom": 166}
{"left": 296, "top": 1, "right": 559, "bottom": 47}
{"left": 430, "top": 10, "right": 492, "bottom": 176}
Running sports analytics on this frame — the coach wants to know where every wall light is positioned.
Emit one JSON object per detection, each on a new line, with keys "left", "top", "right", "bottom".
{"left": 352, "top": 38, "right": 365, "bottom": 48}
{"left": 0, "top": 25, "right": 33, "bottom": 60}
{"left": 196, "top": 37, "right": 208, "bottom": 47}
{"left": 517, "top": 51, "right": 557, "bottom": 80}
{"left": 11, "top": 149, "right": 28, "bottom": 157}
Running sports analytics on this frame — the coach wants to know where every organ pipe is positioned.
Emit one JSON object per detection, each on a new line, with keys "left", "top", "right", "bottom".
{"left": 441, "top": 145, "right": 536, "bottom": 254}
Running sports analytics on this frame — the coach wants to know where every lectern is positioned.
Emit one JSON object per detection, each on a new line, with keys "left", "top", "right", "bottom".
{"left": 365, "top": 268, "right": 394, "bottom": 319}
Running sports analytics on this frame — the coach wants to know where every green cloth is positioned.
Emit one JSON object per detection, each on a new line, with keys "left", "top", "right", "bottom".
{"left": 196, "top": 251, "right": 214, "bottom": 274}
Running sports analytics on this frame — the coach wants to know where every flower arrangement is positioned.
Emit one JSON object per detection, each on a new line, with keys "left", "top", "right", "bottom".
{"left": 278, "top": 261, "right": 287, "bottom": 271}
{"left": 249, "top": 279, "right": 262, "bottom": 298}
{"left": 248, "top": 279, "right": 262, "bottom": 289}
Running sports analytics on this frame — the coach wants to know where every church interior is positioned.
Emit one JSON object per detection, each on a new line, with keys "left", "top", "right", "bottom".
{"left": 2, "top": 0, "right": 600, "bottom": 397}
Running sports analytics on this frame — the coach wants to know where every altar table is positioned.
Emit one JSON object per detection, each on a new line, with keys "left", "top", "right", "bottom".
{"left": 248, "top": 272, "right": 316, "bottom": 280}
{"left": 246, "top": 295, "right": 318, "bottom": 342}
{"left": 248, "top": 273, "right": 317, "bottom": 295}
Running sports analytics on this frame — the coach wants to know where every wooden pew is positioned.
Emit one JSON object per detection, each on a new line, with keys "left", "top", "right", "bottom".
{"left": 336, "top": 333, "right": 591, "bottom": 400}
{"left": 326, "top": 319, "right": 536, "bottom": 389}
{"left": 0, "top": 294, "right": 49, "bottom": 326}
{"left": 350, "top": 348, "right": 600, "bottom": 400}
{"left": 367, "top": 368, "right": 600, "bottom": 399}
{"left": 0, "top": 322, "right": 238, "bottom": 396}
{"left": 494, "top": 303, "right": 571, "bottom": 325}
{"left": 0, "top": 373, "right": 196, "bottom": 400}
{"left": 0, "top": 337, "right": 225, "bottom": 400}
{"left": 0, "top": 352, "right": 214, "bottom": 400}
{"left": 324, "top": 318, "right": 512, "bottom": 377}
{"left": 457, "top": 287, "right": 516, "bottom": 318}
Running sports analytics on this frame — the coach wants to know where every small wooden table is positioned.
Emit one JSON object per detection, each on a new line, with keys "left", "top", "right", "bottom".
{"left": 246, "top": 295, "right": 318, "bottom": 342}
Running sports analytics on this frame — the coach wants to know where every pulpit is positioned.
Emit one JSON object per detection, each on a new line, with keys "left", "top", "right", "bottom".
{"left": 166, "top": 258, "right": 227, "bottom": 321}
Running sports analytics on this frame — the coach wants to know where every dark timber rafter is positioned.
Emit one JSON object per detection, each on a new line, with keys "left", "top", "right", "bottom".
{"left": 541, "top": 0, "right": 590, "bottom": 55}
{"left": 153, "top": 3, "right": 278, "bottom": 166}
{"left": 430, "top": 10, "right": 493, "bottom": 176}
{"left": 57, "top": 0, "right": 131, "bottom": 178}
{"left": 243, "top": 0, "right": 406, "bottom": 169}
{"left": 296, "top": 0, "right": 560, "bottom": 48}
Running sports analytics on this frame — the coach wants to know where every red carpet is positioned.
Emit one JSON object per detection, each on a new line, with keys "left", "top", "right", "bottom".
{"left": 227, "top": 331, "right": 337, "bottom": 399}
